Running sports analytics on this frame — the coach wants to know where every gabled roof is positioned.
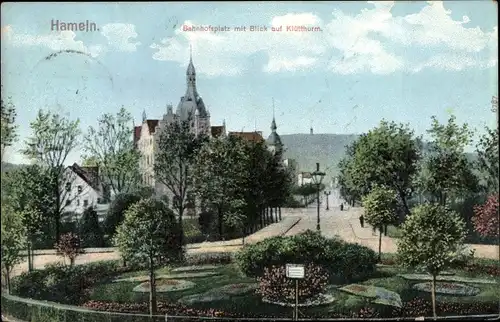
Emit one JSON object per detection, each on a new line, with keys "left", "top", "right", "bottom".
{"left": 134, "top": 126, "right": 141, "bottom": 144}
{"left": 211, "top": 125, "right": 225, "bottom": 138}
{"left": 69, "top": 163, "right": 101, "bottom": 190}
{"left": 228, "top": 131, "right": 264, "bottom": 143}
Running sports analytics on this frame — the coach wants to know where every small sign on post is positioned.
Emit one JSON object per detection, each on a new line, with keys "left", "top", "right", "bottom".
{"left": 286, "top": 264, "right": 305, "bottom": 321}
{"left": 286, "top": 264, "right": 305, "bottom": 279}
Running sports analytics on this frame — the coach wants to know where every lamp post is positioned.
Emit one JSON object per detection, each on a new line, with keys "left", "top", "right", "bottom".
{"left": 311, "top": 163, "right": 326, "bottom": 232}
{"left": 324, "top": 190, "right": 331, "bottom": 210}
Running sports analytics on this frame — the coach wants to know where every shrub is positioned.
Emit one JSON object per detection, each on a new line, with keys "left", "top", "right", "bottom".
{"left": 79, "top": 207, "right": 105, "bottom": 248}
{"left": 464, "top": 263, "right": 500, "bottom": 277}
{"left": 236, "top": 230, "right": 377, "bottom": 282}
{"left": 10, "top": 260, "right": 129, "bottom": 305}
{"left": 54, "top": 232, "right": 85, "bottom": 266}
{"left": 256, "top": 263, "right": 329, "bottom": 303}
{"left": 185, "top": 252, "right": 233, "bottom": 265}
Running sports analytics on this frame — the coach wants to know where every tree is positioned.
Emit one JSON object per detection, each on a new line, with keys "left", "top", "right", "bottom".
{"left": 2, "top": 165, "right": 53, "bottom": 271}
{"left": 21, "top": 110, "right": 81, "bottom": 243}
{"left": 1, "top": 88, "right": 18, "bottom": 161}
{"left": 476, "top": 127, "right": 499, "bottom": 193}
{"left": 103, "top": 192, "right": 142, "bottom": 237}
{"left": 193, "top": 136, "right": 249, "bottom": 239}
{"left": 397, "top": 203, "right": 471, "bottom": 318}
{"left": 81, "top": 156, "right": 99, "bottom": 167}
{"left": 79, "top": 207, "right": 104, "bottom": 248}
{"left": 154, "top": 116, "right": 208, "bottom": 245}
{"left": 55, "top": 232, "right": 85, "bottom": 267}
{"left": 472, "top": 194, "right": 499, "bottom": 238}
{"left": 417, "top": 115, "right": 479, "bottom": 206}
{"left": 362, "top": 186, "right": 398, "bottom": 261}
{"left": 1, "top": 204, "right": 27, "bottom": 293}
{"left": 113, "top": 198, "right": 184, "bottom": 316}
{"left": 337, "top": 141, "right": 363, "bottom": 206}
{"left": 339, "top": 121, "right": 421, "bottom": 217}
{"left": 83, "top": 107, "right": 141, "bottom": 195}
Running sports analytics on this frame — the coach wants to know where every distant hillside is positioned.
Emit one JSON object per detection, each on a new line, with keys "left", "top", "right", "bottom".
{"left": 0, "top": 162, "right": 26, "bottom": 173}
{"left": 281, "top": 134, "right": 359, "bottom": 182}
{"left": 281, "top": 133, "right": 479, "bottom": 185}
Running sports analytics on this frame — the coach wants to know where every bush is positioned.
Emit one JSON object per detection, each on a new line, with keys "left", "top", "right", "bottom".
{"left": 256, "top": 263, "right": 329, "bottom": 303}
{"left": 236, "top": 230, "right": 377, "bottom": 282}
{"left": 54, "top": 232, "right": 85, "bottom": 266}
{"left": 391, "top": 297, "right": 498, "bottom": 317}
{"left": 185, "top": 252, "right": 233, "bottom": 265}
{"left": 10, "top": 260, "right": 129, "bottom": 305}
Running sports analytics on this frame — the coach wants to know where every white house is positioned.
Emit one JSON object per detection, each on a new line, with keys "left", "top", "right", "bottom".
{"left": 298, "top": 171, "right": 313, "bottom": 186}
{"left": 60, "top": 163, "right": 110, "bottom": 222}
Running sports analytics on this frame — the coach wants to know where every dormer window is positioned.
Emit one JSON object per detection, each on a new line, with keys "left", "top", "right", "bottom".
{"left": 77, "top": 185, "right": 82, "bottom": 194}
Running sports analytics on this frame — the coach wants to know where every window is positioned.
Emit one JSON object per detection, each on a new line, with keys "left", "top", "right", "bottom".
{"left": 77, "top": 185, "right": 82, "bottom": 194}
{"left": 97, "top": 198, "right": 102, "bottom": 204}
{"left": 65, "top": 182, "right": 71, "bottom": 192}
{"left": 83, "top": 200, "right": 88, "bottom": 207}
{"left": 65, "top": 199, "right": 71, "bottom": 206}
{"left": 147, "top": 155, "right": 150, "bottom": 165}
{"left": 76, "top": 199, "right": 80, "bottom": 206}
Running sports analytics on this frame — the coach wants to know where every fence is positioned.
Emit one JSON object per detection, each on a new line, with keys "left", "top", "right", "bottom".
{"left": 2, "top": 293, "right": 498, "bottom": 322}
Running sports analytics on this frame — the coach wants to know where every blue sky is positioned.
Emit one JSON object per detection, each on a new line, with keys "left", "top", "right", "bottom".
{"left": 1, "top": 1, "right": 498, "bottom": 165}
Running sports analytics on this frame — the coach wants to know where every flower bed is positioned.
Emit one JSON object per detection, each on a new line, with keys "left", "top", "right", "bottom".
{"left": 412, "top": 282, "right": 481, "bottom": 296}
{"left": 171, "top": 265, "right": 217, "bottom": 273}
{"left": 132, "top": 279, "right": 196, "bottom": 293}
{"left": 262, "top": 293, "right": 336, "bottom": 307}
{"left": 339, "top": 284, "right": 402, "bottom": 308}
{"left": 114, "top": 271, "right": 218, "bottom": 283}
{"left": 464, "top": 264, "right": 500, "bottom": 277}
{"left": 397, "top": 274, "right": 496, "bottom": 284}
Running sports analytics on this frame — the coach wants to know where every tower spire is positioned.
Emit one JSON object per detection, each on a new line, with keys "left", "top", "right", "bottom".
{"left": 189, "top": 43, "right": 193, "bottom": 63}
{"left": 271, "top": 98, "right": 277, "bottom": 132}
{"left": 142, "top": 109, "right": 147, "bottom": 122}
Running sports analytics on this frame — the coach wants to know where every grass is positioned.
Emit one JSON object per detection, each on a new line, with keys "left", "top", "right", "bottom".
{"left": 386, "top": 225, "right": 403, "bottom": 238}
{"left": 87, "top": 260, "right": 499, "bottom": 317}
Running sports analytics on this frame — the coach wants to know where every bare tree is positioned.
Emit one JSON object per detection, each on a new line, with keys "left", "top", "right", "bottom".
{"left": 22, "top": 110, "right": 81, "bottom": 243}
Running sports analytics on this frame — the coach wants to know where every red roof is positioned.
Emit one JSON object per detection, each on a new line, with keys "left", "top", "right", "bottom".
{"left": 211, "top": 126, "right": 225, "bottom": 138}
{"left": 228, "top": 131, "right": 264, "bottom": 143}
{"left": 134, "top": 126, "right": 141, "bottom": 144}
{"left": 70, "top": 163, "right": 101, "bottom": 190}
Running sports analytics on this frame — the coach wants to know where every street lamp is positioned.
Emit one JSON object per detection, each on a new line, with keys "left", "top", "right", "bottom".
{"left": 324, "top": 190, "right": 331, "bottom": 210}
{"left": 311, "top": 163, "right": 326, "bottom": 231}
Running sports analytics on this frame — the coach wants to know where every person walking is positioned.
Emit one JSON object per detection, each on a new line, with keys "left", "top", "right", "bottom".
{"left": 359, "top": 215, "right": 364, "bottom": 228}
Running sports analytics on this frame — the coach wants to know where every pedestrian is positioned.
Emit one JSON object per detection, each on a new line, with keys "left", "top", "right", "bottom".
{"left": 340, "top": 203, "right": 344, "bottom": 211}
{"left": 359, "top": 215, "right": 364, "bottom": 228}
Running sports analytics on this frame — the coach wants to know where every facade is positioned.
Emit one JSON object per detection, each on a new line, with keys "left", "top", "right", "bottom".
{"left": 298, "top": 171, "right": 313, "bottom": 186}
{"left": 60, "top": 163, "right": 109, "bottom": 221}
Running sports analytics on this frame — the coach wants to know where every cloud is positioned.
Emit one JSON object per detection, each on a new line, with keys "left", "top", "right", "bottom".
{"left": 150, "top": 1, "right": 497, "bottom": 76}
{"left": 2, "top": 22, "right": 141, "bottom": 57}
{"left": 101, "top": 23, "right": 141, "bottom": 52}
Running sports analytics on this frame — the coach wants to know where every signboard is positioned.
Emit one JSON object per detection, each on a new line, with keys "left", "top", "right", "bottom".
{"left": 286, "top": 264, "right": 305, "bottom": 279}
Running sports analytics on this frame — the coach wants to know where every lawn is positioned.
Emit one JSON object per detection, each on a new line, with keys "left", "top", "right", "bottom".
{"left": 86, "top": 260, "right": 500, "bottom": 318}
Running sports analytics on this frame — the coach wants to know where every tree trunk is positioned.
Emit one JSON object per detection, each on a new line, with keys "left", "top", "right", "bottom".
{"left": 149, "top": 257, "right": 157, "bottom": 316}
{"left": 279, "top": 207, "right": 282, "bottom": 221}
{"left": 6, "top": 267, "right": 11, "bottom": 294}
{"left": 218, "top": 208, "right": 223, "bottom": 239}
{"left": 384, "top": 224, "right": 388, "bottom": 236}
{"left": 70, "top": 257, "right": 75, "bottom": 267}
{"left": 378, "top": 228, "right": 382, "bottom": 262}
{"left": 27, "top": 242, "right": 33, "bottom": 272}
{"left": 178, "top": 207, "right": 185, "bottom": 246}
{"left": 259, "top": 208, "right": 263, "bottom": 228}
{"left": 431, "top": 274, "right": 437, "bottom": 318}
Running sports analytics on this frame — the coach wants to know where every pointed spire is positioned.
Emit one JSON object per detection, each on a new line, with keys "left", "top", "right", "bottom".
{"left": 142, "top": 109, "right": 147, "bottom": 122}
{"left": 190, "top": 44, "right": 193, "bottom": 63}
{"left": 271, "top": 98, "right": 277, "bottom": 132}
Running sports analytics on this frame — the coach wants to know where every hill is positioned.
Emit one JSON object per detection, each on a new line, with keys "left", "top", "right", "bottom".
{"left": 0, "top": 162, "right": 26, "bottom": 173}
{"left": 281, "top": 134, "right": 479, "bottom": 186}
{"left": 281, "top": 134, "right": 359, "bottom": 183}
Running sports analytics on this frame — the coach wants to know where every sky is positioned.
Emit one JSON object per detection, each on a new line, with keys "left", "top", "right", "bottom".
{"left": 1, "top": 1, "right": 498, "bottom": 165}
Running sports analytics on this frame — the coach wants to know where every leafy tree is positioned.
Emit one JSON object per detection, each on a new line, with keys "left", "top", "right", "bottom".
{"left": 81, "top": 156, "right": 99, "bottom": 167}
{"left": 339, "top": 121, "right": 421, "bottom": 217}
{"left": 1, "top": 88, "right": 18, "bottom": 161}
{"left": 2, "top": 165, "right": 53, "bottom": 270}
{"left": 337, "top": 141, "right": 363, "bottom": 206}
{"left": 198, "top": 211, "right": 214, "bottom": 239}
{"left": 154, "top": 116, "right": 208, "bottom": 245}
{"left": 472, "top": 194, "right": 499, "bottom": 238}
{"left": 1, "top": 204, "right": 27, "bottom": 293}
{"left": 83, "top": 107, "right": 141, "bottom": 195}
{"left": 476, "top": 127, "right": 499, "bottom": 193}
{"left": 417, "top": 115, "right": 479, "bottom": 206}
{"left": 113, "top": 198, "right": 184, "bottom": 316}
{"left": 21, "top": 110, "right": 81, "bottom": 243}
{"left": 193, "top": 136, "right": 249, "bottom": 239}
{"left": 103, "top": 192, "right": 142, "bottom": 237}
{"left": 55, "top": 232, "right": 85, "bottom": 267}
{"left": 362, "top": 186, "right": 398, "bottom": 261}
{"left": 397, "top": 203, "right": 471, "bottom": 318}
{"left": 79, "top": 207, "right": 104, "bottom": 248}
